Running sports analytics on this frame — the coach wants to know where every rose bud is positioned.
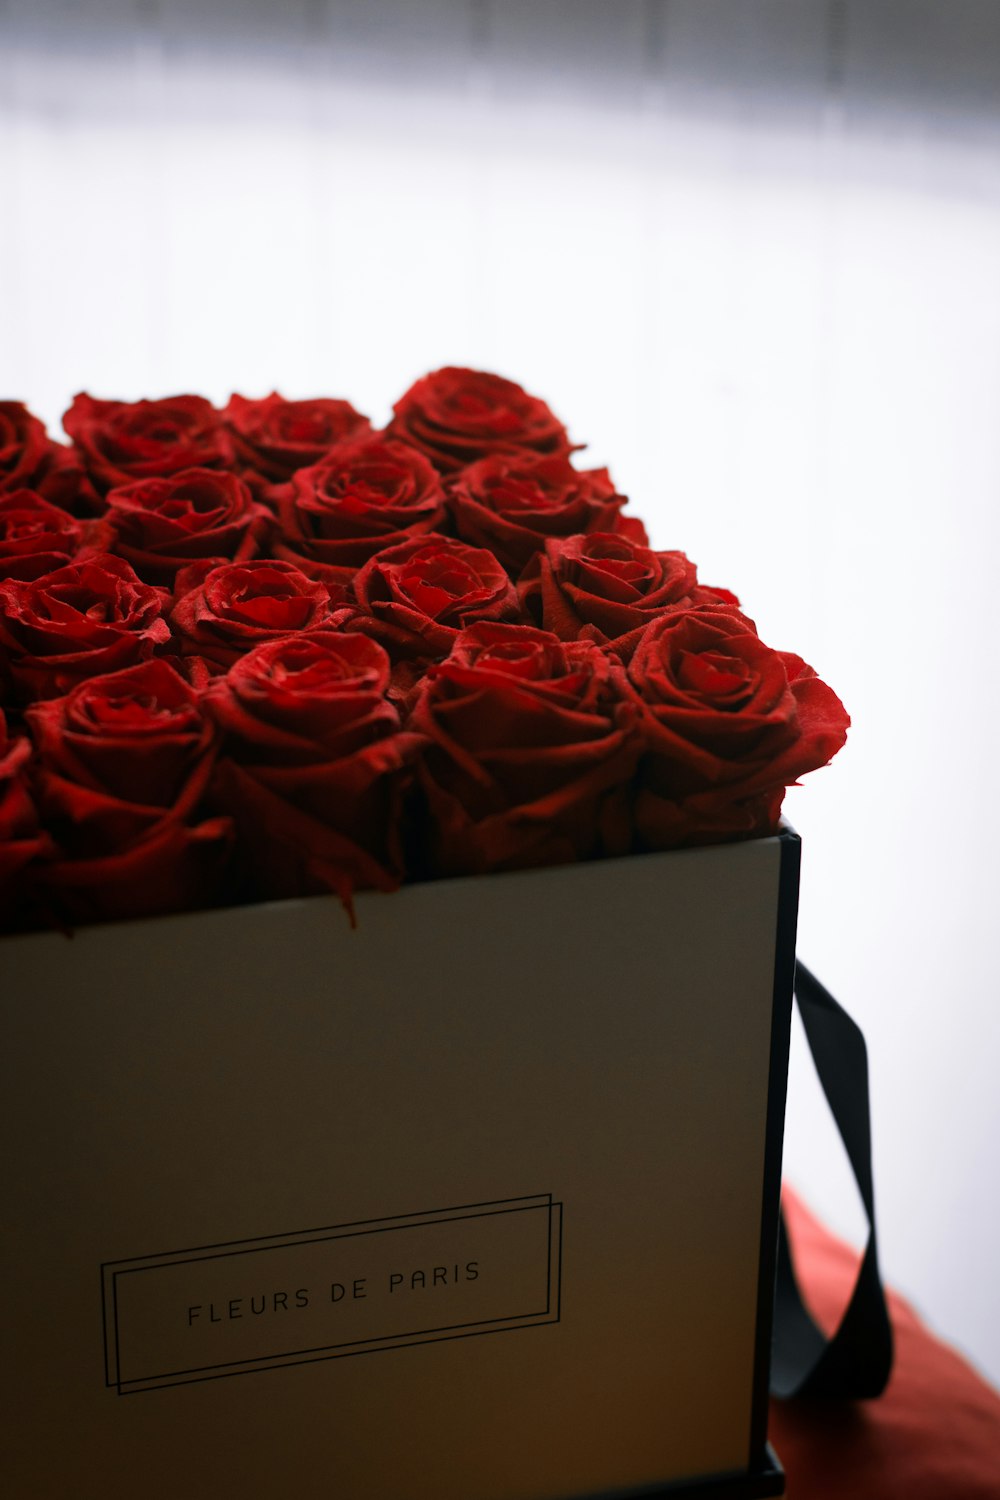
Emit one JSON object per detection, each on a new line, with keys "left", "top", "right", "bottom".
{"left": 203, "top": 632, "right": 425, "bottom": 911}
{"left": 103, "top": 468, "right": 273, "bottom": 586}
{"left": 0, "top": 553, "right": 171, "bottom": 704}
{"left": 62, "top": 393, "right": 234, "bottom": 496}
{"left": 222, "top": 392, "right": 373, "bottom": 493}
{"left": 273, "top": 435, "right": 447, "bottom": 586}
{"left": 0, "top": 710, "right": 53, "bottom": 931}
{"left": 0, "top": 489, "right": 111, "bottom": 583}
{"left": 409, "top": 621, "right": 643, "bottom": 878}
{"left": 628, "top": 608, "right": 850, "bottom": 849}
{"left": 388, "top": 366, "right": 573, "bottom": 474}
{"left": 25, "top": 660, "right": 232, "bottom": 924}
{"left": 170, "top": 559, "right": 350, "bottom": 674}
{"left": 518, "top": 532, "right": 739, "bottom": 661}
{"left": 352, "top": 533, "right": 520, "bottom": 678}
{"left": 447, "top": 453, "right": 631, "bottom": 575}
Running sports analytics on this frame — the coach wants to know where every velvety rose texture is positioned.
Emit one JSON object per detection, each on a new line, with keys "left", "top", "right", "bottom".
{"left": 0, "top": 490, "right": 109, "bottom": 583}
{"left": 352, "top": 533, "right": 520, "bottom": 667}
{"left": 276, "top": 436, "right": 446, "bottom": 582}
{"left": 518, "top": 532, "right": 739, "bottom": 660}
{"left": 170, "top": 559, "right": 344, "bottom": 671}
{"left": 0, "top": 402, "right": 52, "bottom": 493}
{"left": 25, "top": 660, "right": 231, "bottom": 923}
{"left": 629, "top": 608, "right": 850, "bottom": 848}
{"left": 62, "top": 394, "right": 233, "bottom": 495}
{"left": 204, "top": 632, "right": 424, "bottom": 908}
{"left": 0, "top": 554, "right": 170, "bottom": 703}
{"left": 447, "top": 453, "right": 629, "bottom": 574}
{"left": 409, "top": 622, "right": 642, "bottom": 877}
{"left": 104, "top": 468, "right": 272, "bottom": 585}
{"left": 223, "top": 393, "right": 373, "bottom": 486}
{"left": 389, "top": 367, "right": 572, "bottom": 474}
{"left": 0, "top": 710, "right": 52, "bottom": 929}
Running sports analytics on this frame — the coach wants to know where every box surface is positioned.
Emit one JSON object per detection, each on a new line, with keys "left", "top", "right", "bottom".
{"left": 2, "top": 832, "right": 798, "bottom": 1500}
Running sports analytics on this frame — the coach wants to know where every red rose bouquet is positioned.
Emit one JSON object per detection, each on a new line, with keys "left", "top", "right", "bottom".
{"left": 0, "top": 372, "right": 849, "bottom": 932}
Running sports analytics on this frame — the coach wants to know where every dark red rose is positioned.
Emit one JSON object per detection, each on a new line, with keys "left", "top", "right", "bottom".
{"left": 275, "top": 436, "right": 447, "bottom": 584}
{"left": 0, "top": 710, "right": 53, "bottom": 930}
{"left": 447, "top": 453, "right": 631, "bottom": 574}
{"left": 62, "top": 393, "right": 233, "bottom": 495}
{"left": 203, "top": 632, "right": 424, "bottom": 909}
{"left": 409, "top": 622, "right": 642, "bottom": 877}
{"left": 25, "top": 660, "right": 231, "bottom": 924}
{"left": 0, "top": 402, "right": 52, "bottom": 493}
{"left": 0, "top": 489, "right": 111, "bottom": 582}
{"left": 388, "top": 367, "right": 573, "bottom": 474}
{"left": 0, "top": 554, "right": 171, "bottom": 703}
{"left": 170, "top": 559, "right": 347, "bottom": 672}
{"left": 352, "top": 533, "right": 520, "bottom": 670}
{"left": 628, "top": 608, "right": 850, "bottom": 848}
{"left": 103, "top": 468, "right": 272, "bottom": 585}
{"left": 223, "top": 392, "right": 373, "bottom": 488}
{"left": 518, "top": 532, "right": 739, "bottom": 660}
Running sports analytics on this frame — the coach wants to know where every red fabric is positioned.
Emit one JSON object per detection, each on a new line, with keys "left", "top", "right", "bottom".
{"left": 771, "top": 1189, "right": 1000, "bottom": 1498}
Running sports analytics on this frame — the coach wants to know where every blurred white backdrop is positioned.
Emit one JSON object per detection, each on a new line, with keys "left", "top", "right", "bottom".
{"left": 2, "top": 0, "right": 999, "bottom": 1386}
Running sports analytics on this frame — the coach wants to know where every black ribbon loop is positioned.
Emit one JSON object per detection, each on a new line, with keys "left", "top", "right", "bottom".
{"left": 770, "top": 961, "right": 894, "bottom": 1400}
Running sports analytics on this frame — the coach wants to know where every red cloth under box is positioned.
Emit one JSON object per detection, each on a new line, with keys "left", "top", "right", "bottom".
{"left": 773, "top": 1190, "right": 1000, "bottom": 1498}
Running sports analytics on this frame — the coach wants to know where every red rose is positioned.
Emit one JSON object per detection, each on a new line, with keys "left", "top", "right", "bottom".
{"left": 0, "top": 401, "right": 52, "bottom": 493}
{"left": 518, "top": 532, "right": 739, "bottom": 660}
{"left": 0, "top": 710, "right": 53, "bottom": 930}
{"left": 0, "top": 554, "right": 171, "bottom": 703}
{"left": 388, "top": 367, "right": 573, "bottom": 474}
{"left": 0, "top": 489, "right": 111, "bottom": 582}
{"left": 275, "top": 436, "right": 447, "bottom": 584}
{"left": 409, "top": 622, "right": 642, "bottom": 876}
{"left": 447, "top": 453, "right": 630, "bottom": 574}
{"left": 352, "top": 533, "right": 520, "bottom": 670}
{"left": 25, "top": 660, "right": 231, "bottom": 923}
{"left": 103, "top": 468, "right": 272, "bottom": 585}
{"left": 170, "top": 559, "right": 347, "bottom": 672}
{"left": 203, "top": 632, "right": 424, "bottom": 909}
{"left": 628, "top": 608, "right": 850, "bottom": 847}
{"left": 223, "top": 392, "right": 373, "bottom": 488}
{"left": 62, "top": 393, "right": 233, "bottom": 495}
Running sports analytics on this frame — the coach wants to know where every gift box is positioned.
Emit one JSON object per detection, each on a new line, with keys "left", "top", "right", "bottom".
{"left": 1, "top": 825, "right": 798, "bottom": 1500}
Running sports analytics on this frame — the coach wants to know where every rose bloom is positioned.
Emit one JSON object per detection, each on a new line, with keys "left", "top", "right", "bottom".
{"left": 203, "top": 632, "right": 424, "bottom": 909}
{"left": 408, "top": 621, "right": 643, "bottom": 877}
{"left": 223, "top": 392, "right": 373, "bottom": 488}
{"left": 0, "top": 554, "right": 171, "bottom": 703}
{"left": 0, "top": 489, "right": 111, "bottom": 583}
{"left": 628, "top": 607, "right": 850, "bottom": 848}
{"left": 62, "top": 393, "right": 234, "bottom": 495}
{"left": 0, "top": 401, "right": 98, "bottom": 514}
{"left": 1, "top": 401, "right": 54, "bottom": 493}
{"left": 103, "top": 468, "right": 272, "bottom": 585}
{"left": 170, "top": 559, "right": 348, "bottom": 672}
{"left": 388, "top": 366, "right": 573, "bottom": 474}
{"left": 26, "top": 659, "right": 231, "bottom": 923}
{"left": 447, "top": 453, "right": 632, "bottom": 575}
{"left": 275, "top": 436, "right": 447, "bottom": 583}
{"left": 0, "top": 709, "right": 52, "bottom": 930}
{"left": 518, "top": 531, "right": 739, "bottom": 660}
{"left": 351, "top": 533, "right": 520, "bottom": 670}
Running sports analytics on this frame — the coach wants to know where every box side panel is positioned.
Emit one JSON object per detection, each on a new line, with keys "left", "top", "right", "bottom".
{"left": 2, "top": 840, "right": 783, "bottom": 1500}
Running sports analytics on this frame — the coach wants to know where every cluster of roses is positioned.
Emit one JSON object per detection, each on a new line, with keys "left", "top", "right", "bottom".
{"left": 0, "top": 368, "right": 849, "bottom": 932}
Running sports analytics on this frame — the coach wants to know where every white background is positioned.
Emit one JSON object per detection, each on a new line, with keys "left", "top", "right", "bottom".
{"left": 2, "top": 0, "right": 999, "bottom": 1388}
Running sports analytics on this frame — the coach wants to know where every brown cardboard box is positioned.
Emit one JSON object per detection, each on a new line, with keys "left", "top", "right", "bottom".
{"left": 1, "top": 830, "right": 798, "bottom": 1500}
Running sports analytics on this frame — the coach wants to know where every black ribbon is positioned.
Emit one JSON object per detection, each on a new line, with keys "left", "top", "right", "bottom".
{"left": 770, "top": 961, "right": 894, "bottom": 1400}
